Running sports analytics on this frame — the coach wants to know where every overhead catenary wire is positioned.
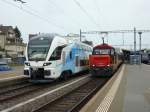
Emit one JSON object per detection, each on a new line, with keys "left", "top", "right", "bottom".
{"left": 20, "top": 0, "right": 86, "bottom": 33}
{"left": 46, "top": 0, "right": 78, "bottom": 29}
{"left": 46, "top": 0, "right": 85, "bottom": 30}
{"left": 1, "top": 0, "right": 67, "bottom": 32}
{"left": 92, "top": 0, "right": 102, "bottom": 29}
{"left": 22, "top": 2, "right": 68, "bottom": 31}
{"left": 73, "top": 0, "right": 100, "bottom": 29}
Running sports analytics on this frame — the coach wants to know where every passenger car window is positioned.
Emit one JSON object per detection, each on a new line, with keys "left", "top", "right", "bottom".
{"left": 49, "top": 45, "right": 66, "bottom": 61}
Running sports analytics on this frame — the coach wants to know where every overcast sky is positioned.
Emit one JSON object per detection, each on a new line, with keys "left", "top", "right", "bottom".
{"left": 0, "top": 0, "right": 150, "bottom": 49}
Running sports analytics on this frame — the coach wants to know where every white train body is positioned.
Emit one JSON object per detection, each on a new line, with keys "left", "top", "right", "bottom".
{"left": 24, "top": 34, "right": 92, "bottom": 80}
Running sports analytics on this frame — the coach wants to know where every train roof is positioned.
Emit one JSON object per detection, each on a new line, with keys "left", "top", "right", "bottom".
{"left": 30, "top": 33, "right": 62, "bottom": 41}
{"left": 63, "top": 41, "right": 92, "bottom": 52}
{"left": 94, "top": 43, "right": 114, "bottom": 49}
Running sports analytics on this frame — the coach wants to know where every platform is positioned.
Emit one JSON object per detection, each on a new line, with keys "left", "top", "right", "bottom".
{"left": 0, "top": 66, "right": 24, "bottom": 80}
{"left": 80, "top": 64, "right": 150, "bottom": 112}
{"left": 123, "top": 64, "right": 150, "bottom": 112}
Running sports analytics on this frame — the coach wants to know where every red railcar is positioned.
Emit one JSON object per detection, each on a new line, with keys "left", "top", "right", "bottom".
{"left": 89, "top": 43, "right": 122, "bottom": 77}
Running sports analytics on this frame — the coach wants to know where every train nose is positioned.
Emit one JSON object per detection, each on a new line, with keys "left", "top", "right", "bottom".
{"left": 90, "top": 55, "right": 110, "bottom": 67}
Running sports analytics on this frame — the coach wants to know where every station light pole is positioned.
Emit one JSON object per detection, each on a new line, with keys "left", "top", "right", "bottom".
{"left": 134, "top": 27, "right": 136, "bottom": 55}
{"left": 133, "top": 27, "right": 138, "bottom": 64}
{"left": 138, "top": 32, "right": 142, "bottom": 64}
{"left": 138, "top": 32, "right": 142, "bottom": 53}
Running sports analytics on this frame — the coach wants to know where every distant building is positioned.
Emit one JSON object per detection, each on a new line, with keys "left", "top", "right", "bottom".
{"left": 0, "top": 25, "right": 26, "bottom": 58}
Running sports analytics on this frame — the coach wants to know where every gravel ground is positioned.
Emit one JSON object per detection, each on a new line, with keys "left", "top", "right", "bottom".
{"left": 0, "top": 75, "right": 89, "bottom": 111}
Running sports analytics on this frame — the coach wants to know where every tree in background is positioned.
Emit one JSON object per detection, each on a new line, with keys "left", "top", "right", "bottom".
{"left": 14, "top": 26, "right": 21, "bottom": 38}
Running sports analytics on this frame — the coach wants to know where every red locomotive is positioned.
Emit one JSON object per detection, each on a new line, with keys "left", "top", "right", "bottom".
{"left": 89, "top": 43, "right": 122, "bottom": 77}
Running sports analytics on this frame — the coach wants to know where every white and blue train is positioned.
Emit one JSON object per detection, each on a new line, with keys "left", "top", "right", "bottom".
{"left": 24, "top": 34, "right": 92, "bottom": 81}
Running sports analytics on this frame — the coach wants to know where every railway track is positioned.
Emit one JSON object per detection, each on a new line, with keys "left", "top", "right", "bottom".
{"left": 34, "top": 77, "right": 109, "bottom": 112}
{"left": 0, "top": 74, "right": 90, "bottom": 111}
{"left": 0, "top": 80, "right": 30, "bottom": 95}
{"left": 0, "top": 82, "right": 40, "bottom": 102}
{"left": 0, "top": 77, "right": 28, "bottom": 88}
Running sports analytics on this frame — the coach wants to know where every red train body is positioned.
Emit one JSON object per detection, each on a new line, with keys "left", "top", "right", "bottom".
{"left": 89, "top": 43, "right": 122, "bottom": 77}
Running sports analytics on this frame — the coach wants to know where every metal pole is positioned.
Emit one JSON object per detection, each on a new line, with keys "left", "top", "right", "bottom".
{"left": 133, "top": 27, "right": 137, "bottom": 64}
{"left": 138, "top": 32, "right": 142, "bottom": 52}
{"left": 138, "top": 32, "right": 142, "bottom": 64}
{"left": 134, "top": 27, "right": 136, "bottom": 54}
{"left": 80, "top": 29, "right": 81, "bottom": 42}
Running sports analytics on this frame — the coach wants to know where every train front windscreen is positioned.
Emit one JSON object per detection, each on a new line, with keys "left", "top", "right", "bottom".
{"left": 28, "top": 37, "right": 53, "bottom": 61}
{"left": 93, "top": 49, "right": 111, "bottom": 55}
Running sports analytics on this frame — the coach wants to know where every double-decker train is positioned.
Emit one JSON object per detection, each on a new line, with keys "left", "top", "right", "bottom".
{"left": 24, "top": 34, "right": 92, "bottom": 81}
{"left": 89, "top": 43, "right": 122, "bottom": 77}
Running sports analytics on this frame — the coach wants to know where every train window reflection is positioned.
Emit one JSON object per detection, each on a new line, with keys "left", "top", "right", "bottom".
{"left": 28, "top": 37, "right": 53, "bottom": 61}
{"left": 49, "top": 45, "right": 66, "bottom": 61}
{"left": 93, "top": 49, "right": 110, "bottom": 55}
{"left": 28, "top": 45, "right": 49, "bottom": 61}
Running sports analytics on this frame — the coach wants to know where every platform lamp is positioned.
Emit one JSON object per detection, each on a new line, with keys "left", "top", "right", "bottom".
{"left": 138, "top": 31, "right": 142, "bottom": 64}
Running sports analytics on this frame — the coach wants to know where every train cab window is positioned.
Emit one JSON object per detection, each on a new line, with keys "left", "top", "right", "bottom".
{"left": 49, "top": 45, "right": 66, "bottom": 61}
{"left": 93, "top": 49, "right": 100, "bottom": 54}
{"left": 93, "top": 49, "right": 110, "bottom": 55}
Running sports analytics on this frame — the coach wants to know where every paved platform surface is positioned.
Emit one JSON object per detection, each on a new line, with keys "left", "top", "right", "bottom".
{"left": 123, "top": 64, "right": 150, "bottom": 112}
{"left": 80, "top": 64, "right": 150, "bottom": 112}
{"left": 80, "top": 65, "right": 126, "bottom": 112}
{"left": 0, "top": 66, "right": 24, "bottom": 79}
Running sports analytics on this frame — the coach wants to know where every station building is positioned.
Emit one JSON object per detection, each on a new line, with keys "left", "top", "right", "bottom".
{"left": 0, "top": 25, "right": 26, "bottom": 60}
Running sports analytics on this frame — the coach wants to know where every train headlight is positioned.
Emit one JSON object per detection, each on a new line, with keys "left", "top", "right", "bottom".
{"left": 107, "top": 64, "right": 110, "bottom": 66}
{"left": 92, "top": 64, "right": 95, "bottom": 67}
{"left": 43, "top": 62, "right": 51, "bottom": 66}
{"left": 24, "top": 62, "right": 30, "bottom": 66}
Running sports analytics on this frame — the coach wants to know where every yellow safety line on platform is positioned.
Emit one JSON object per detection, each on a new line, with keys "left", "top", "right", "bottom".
{"left": 96, "top": 65, "right": 125, "bottom": 112}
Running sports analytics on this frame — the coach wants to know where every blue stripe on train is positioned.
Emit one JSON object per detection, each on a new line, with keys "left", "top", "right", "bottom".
{"left": 62, "top": 44, "right": 76, "bottom": 73}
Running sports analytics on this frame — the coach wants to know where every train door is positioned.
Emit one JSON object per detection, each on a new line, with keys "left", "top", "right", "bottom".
{"left": 62, "top": 51, "right": 66, "bottom": 65}
{"left": 75, "top": 55, "right": 79, "bottom": 66}
{"left": 110, "top": 49, "right": 115, "bottom": 64}
{"left": 114, "top": 51, "right": 118, "bottom": 69}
